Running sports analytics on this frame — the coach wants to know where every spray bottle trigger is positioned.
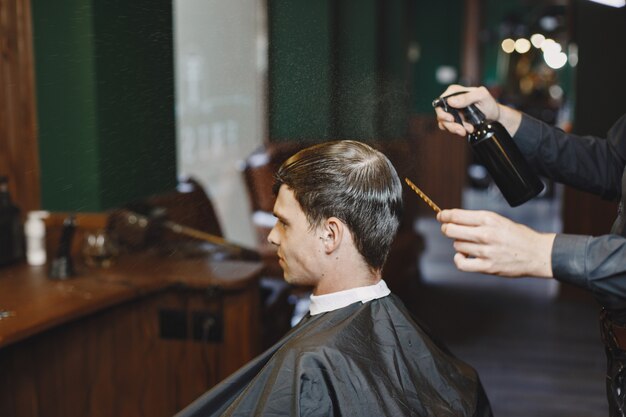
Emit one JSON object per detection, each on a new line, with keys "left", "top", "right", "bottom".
{"left": 446, "top": 106, "right": 463, "bottom": 125}
{"left": 432, "top": 96, "right": 463, "bottom": 125}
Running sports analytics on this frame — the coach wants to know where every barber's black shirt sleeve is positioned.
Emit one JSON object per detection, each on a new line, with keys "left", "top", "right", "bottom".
{"left": 513, "top": 114, "right": 626, "bottom": 309}
{"left": 552, "top": 234, "right": 626, "bottom": 309}
{"left": 514, "top": 114, "right": 626, "bottom": 199}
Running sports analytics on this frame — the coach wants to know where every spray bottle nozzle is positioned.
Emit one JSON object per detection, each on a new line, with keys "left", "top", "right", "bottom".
{"left": 432, "top": 94, "right": 464, "bottom": 125}
{"left": 432, "top": 90, "right": 486, "bottom": 127}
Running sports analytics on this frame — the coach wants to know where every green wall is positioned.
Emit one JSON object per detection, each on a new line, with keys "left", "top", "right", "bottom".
{"left": 268, "top": 0, "right": 333, "bottom": 141}
{"left": 268, "top": 0, "right": 418, "bottom": 141}
{"left": 31, "top": 0, "right": 101, "bottom": 211}
{"left": 411, "top": 0, "right": 463, "bottom": 114}
{"left": 377, "top": 0, "right": 412, "bottom": 135}
{"left": 32, "top": 0, "right": 177, "bottom": 211}
{"left": 334, "top": 0, "right": 378, "bottom": 139}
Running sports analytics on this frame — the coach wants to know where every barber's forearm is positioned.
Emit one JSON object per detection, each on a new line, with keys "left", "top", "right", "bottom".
{"left": 496, "top": 104, "right": 523, "bottom": 137}
{"left": 530, "top": 232, "right": 556, "bottom": 278}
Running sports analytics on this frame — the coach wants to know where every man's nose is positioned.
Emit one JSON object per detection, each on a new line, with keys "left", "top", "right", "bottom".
{"left": 267, "top": 226, "right": 279, "bottom": 246}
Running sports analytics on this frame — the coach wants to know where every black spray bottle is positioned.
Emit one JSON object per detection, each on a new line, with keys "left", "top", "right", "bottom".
{"left": 433, "top": 91, "right": 544, "bottom": 207}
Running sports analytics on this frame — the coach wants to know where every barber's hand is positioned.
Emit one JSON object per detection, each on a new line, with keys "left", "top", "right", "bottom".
{"left": 434, "top": 85, "right": 521, "bottom": 137}
{"left": 437, "top": 208, "right": 555, "bottom": 278}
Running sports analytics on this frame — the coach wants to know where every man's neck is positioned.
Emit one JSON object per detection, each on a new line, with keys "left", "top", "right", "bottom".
{"left": 312, "top": 227, "right": 381, "bottom": 296}
{"left": 312, "top": 267, "right": 381, "bottom": 296}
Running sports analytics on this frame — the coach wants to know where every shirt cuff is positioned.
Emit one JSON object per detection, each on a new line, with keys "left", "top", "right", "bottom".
{"left": 551, "top": 233, "right": 592, "bottom": 290}
{"left": 513, "top": 113, "right": 544, "bottom": 157}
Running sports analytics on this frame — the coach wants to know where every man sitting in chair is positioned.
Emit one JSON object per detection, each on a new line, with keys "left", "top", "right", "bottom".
{"left": 177, "top": 140, "right": 492, "bottom": 417}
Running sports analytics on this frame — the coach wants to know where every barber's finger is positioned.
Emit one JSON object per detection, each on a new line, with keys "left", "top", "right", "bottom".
{"left": 436, "top": 118, "right": 467, "bottom": 136}
{"left": 452, "top": 240, "right": 485, "bottom": 257}
{"left": 446, "top": 94, "right": 473, "bottom": 109}
{"left": 434, "top": 108, "right": 474, "bottom": 136}
{"left": 438, "top": 209, "right": 492, "bottom": 226}
{"left": 445, "top": 86, "right": 484, "bottom": 109}
{"left": 453, "top": 252, "right": 490, "bottom": 273}
{"left": 434, "top": 107, "right": 455, "bottom": 122}
{"left": 441, "top": 122, "right": 468, "bottom": 136}
{"left": 461, "top": 121, "right": 474, "bottom": 134}
{"left": 441, "top": 222, "right": 493, "bottom": 244}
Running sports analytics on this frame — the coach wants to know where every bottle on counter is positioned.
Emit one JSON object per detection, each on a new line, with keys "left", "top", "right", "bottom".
{"left": 433, "top": 91, "right": 544, "bottom": 207}
{"left": 49, "top": 215, "right": 76, "bottom": 279}
{"left": 0, "top": 176, "right": 24, "bottom": 266}
{"left": 25, "top": 210, "right": 49, "bottom": 266}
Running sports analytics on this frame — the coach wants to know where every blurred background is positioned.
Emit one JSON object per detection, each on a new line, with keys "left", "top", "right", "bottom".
{"left": 1, "top": 0, "right": 626, "bottom": 416}
{"left": 4, "top": 0, "right": 624, "bottom": 246}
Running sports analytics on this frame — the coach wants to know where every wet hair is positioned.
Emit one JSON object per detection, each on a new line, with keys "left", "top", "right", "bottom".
{"left": 273, "top": 140, "right": 403, "bottom": 271}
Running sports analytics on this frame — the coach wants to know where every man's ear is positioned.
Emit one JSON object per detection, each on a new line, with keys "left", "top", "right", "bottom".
{"left": 320, "top": 217, "right": 344, "bottom": 253}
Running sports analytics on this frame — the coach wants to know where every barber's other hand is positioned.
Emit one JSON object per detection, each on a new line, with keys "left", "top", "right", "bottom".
{"left": 437, "top": 208, "right": 555, "bottom": 278}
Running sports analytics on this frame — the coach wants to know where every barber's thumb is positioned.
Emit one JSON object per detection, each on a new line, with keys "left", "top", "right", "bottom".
{"left": 437, "top": 209, "right": 451, "bottom": 222}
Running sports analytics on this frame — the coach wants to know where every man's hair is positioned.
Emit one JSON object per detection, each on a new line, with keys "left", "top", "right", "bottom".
{"left": 273, "top": 140, "right": 403, "bottom": 271}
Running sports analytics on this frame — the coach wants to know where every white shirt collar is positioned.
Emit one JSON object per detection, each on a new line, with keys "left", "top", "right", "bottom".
{"left": 308, "top": 280, "right": 391, "bottom": 316}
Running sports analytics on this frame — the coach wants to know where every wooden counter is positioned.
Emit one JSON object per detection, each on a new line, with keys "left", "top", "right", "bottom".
{"left": 0, "top": 252, "right": 263, "bottom": 417}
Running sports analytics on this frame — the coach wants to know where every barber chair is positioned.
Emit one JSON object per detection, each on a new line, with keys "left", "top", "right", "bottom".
{"left": 107, "top": 176, "right": 294, "bottom": 349}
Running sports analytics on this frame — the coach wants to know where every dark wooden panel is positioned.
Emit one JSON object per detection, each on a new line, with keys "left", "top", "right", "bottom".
{"left": 563, "top": 1, "right": 625, "bottom": 242}
{"left": 0, "top": 256, "right": 262, "bottom": 417}
{"left": 0, "top": 0, "right": 40, "bottom": 213}
{"left": 0, "top": 287, "right": 260, "bottom": 417}
{"left": 409, "top": 114, "right": 467, "bottom": 215}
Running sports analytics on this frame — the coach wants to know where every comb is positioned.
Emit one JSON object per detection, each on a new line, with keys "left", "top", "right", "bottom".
{"left": 404, "top": 178, "right": 441, "bottom": 213}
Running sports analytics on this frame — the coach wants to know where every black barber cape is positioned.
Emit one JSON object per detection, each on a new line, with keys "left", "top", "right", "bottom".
{"left": 176, "top": 294, "right": 492, "bottom": 417}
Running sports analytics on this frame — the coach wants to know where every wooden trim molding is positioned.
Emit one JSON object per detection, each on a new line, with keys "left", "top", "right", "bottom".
{"left": 0, "top": 0, "right": 40, "bottom": 213}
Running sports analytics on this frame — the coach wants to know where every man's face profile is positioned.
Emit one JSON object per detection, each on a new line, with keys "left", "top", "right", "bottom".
{"left": 267, "top": 185, "right": 323, "bottom": 287}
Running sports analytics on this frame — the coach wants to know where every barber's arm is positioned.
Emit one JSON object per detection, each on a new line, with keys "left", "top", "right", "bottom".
{"left": 438, "top": 208, "right": 626, "bottom": 309}
{"left": 435, "top": 85, "right": 626, "bottom": 199}
{"left": 553, "top": 233, "right": 626, "bottom": 310}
